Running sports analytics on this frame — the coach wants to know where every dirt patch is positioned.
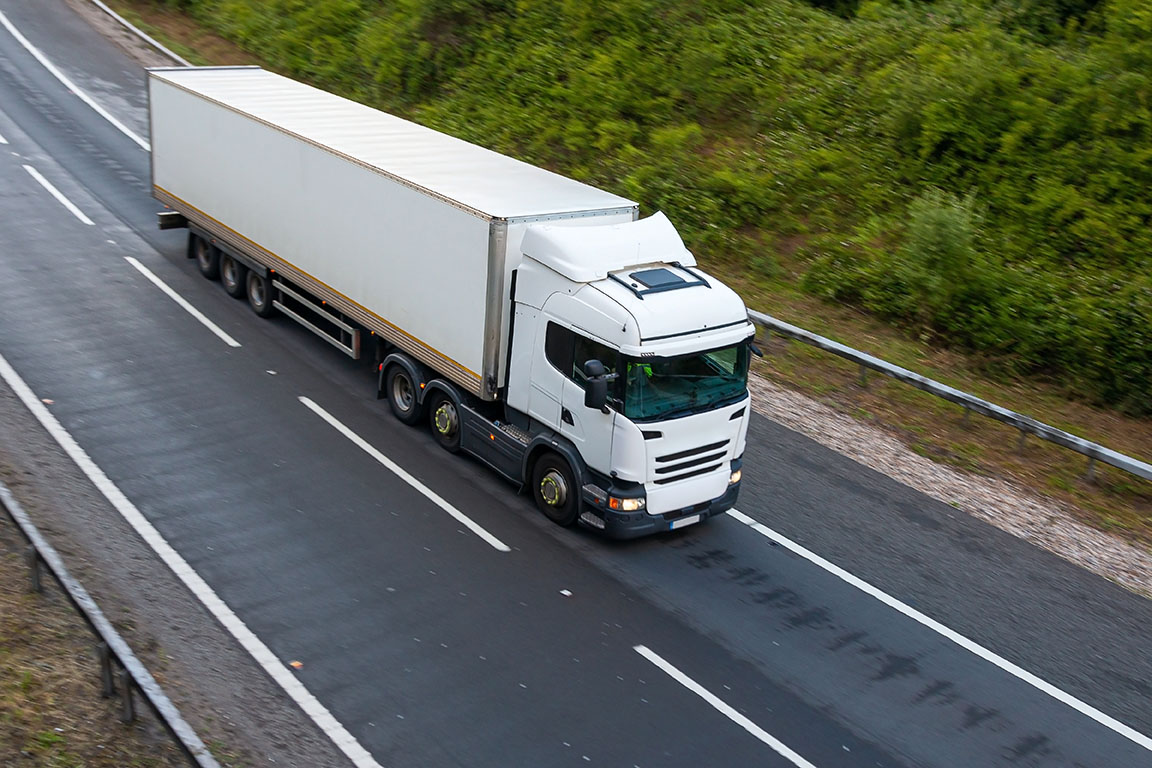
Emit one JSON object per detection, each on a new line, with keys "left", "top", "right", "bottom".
{"left": 67, "top": 0, "right": 256, "bottom": 67}
{"left": 0, "top": 520, "right": 185, "bottom": 767}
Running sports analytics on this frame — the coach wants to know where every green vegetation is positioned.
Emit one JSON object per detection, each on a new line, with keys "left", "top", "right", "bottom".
{"left": 160, "top": 0, "right": 1150, "bottom": 413}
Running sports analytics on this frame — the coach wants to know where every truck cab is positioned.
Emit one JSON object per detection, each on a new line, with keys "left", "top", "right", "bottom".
{"left": 505, "top": 213, "right": 754, "bottom": 537}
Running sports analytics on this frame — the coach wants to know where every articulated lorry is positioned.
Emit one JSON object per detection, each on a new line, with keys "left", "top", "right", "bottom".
{"left": 148, "top": 66, "right": 755, "bottom": 538}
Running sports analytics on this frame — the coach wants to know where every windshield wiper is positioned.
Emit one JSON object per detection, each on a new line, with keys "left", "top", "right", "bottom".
{"left": 649, "top": 402, "right": 707, "bottom": 421}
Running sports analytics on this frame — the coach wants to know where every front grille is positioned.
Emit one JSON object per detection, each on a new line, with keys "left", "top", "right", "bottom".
{"left": 655, "top": 451, "right": 727, "bottom": 475}
{"left": 653, "top": 439, "right": 730, "bottom": 485}
{"left": 656, "top": 440, "right": 729, "bottom": 464}
{"left": 653, "top": 463, "right": 724, "bottom": 485}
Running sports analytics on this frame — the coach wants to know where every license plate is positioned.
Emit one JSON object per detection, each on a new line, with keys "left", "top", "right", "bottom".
{"left": 670, "top": 514, "right": 701, "bottom": 530}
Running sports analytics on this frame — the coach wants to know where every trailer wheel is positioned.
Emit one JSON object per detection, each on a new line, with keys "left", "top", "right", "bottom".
{"left": 246, "top": 271, "right": 276, "bottom": 317}
{"left": 428, "top": 391, "right": 462, "bottom": 453}
{"left": 220, "top": 255, "right": 247, "bottom": 298}
{"left": 532, "top": 452, "right": 578, "bottom": 526}
{"left": 194, "top": 236, "right": 220, "bottom": 280}
{"left": 385, "top": 366, "right": 424, "bottom": 425}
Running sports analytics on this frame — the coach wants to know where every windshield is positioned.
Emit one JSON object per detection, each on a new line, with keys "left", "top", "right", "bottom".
{"left": 620, "top": 342, "right": 750, "bottom": 422}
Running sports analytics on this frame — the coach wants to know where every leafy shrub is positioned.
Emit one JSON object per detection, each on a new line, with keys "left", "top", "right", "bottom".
{"left": 170, "top": 0, "right": 1151, "bottom": 411}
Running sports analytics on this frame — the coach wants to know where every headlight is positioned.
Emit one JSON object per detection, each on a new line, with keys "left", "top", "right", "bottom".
{"left": 728, "top": 469, "right": 742, "bottom": 485}
{"left": 609, "top": 496, "right": 645, "bottom": 511}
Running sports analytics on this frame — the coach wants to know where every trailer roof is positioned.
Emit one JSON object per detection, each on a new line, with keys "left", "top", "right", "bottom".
{"left": 149, "top": 67, "right": 636, "bottom": 220}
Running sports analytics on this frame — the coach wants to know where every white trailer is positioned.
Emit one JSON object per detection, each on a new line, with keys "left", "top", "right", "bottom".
{"left": 150, "top": 66, "right": 756, "bottom": 538}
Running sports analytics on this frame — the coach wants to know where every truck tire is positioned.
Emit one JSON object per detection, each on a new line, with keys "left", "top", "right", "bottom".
{"left": 385, "top": 365, "right": 424, "bottom": 425}
{"left": 427, "top": 391, "right": 462, "bottom": 453}
{"left": 532, "top": 452, "right": 579, "bottom": 526}
{"left": 220, "top": 255, "right": 248, "bottom": 298}
{"left": 194, "top": 235, "right": 220, "bottom": 280}
{"left": 246, "top": 271, "right": 276, "bottom": 317}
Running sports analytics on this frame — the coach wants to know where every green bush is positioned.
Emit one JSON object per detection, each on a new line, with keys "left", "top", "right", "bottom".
{"left": 171, "top": 0, "right": 1151, "bottom": 412}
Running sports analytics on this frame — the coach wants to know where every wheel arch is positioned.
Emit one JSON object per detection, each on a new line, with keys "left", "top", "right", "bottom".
{"left": 378, "top": 352, "right": 431, "bottom": 402}
{"left": 421, "top": 376, "right": 466, "bottom": 408}
{"left": 522, "top": 434, "right": 586, "bottom": 489}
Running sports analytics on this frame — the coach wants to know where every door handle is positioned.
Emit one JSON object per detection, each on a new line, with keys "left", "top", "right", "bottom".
{"left": 561, "top": 408, "right": 574, "bottom": 425}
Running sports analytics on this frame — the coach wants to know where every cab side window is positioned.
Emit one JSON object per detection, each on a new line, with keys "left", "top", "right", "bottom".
{"left": 545, "top": 322, "right": 575, "bottom": 375}
{"left": 572, "top": 335, "right": 617, "bottom": 385}
{"left": 545, "top": 323, "right": 618, "bottom": 388}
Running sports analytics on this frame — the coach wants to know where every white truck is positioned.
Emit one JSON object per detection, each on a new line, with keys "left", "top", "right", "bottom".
{"left": 149, "top": 66, "right": 755, "bottom": 538}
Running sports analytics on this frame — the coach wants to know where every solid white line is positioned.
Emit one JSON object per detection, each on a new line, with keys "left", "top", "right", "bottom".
{"left": 635, "top": 645, "right": 819, "bottom": 768}
{"left": 0, "top": 130, "right": 8, "bottom": 144}
{"left": 23, "top": 165, "right": 94, "bottom": 225}
{"left": 726, "top": 509, "right": 1152, "bottom": 753}
{"left": 0, "top": 351, "right": 383, "bottom": 768}
{"left": 124, "top": 257, "right": 241, "bottom": 348}
{"left": 298, "top": 396, "right": 512, "bottom": 553}
{"left": 0, "top": 9, "right": 149, "bottom": 151}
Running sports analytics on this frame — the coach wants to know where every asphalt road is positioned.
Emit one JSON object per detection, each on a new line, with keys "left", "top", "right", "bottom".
{"left": 0, "top": 2, "right": 1149, "bottom": 766}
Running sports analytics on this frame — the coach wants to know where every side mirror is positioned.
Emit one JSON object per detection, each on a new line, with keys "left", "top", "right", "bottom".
{"left": 583, "top": 359, "right": 609, "bottom": 411}
{"left": 585, "top": 377, "right": 608, "bottom": 411}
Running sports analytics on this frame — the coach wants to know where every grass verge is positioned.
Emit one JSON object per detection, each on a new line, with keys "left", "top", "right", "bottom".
{"left": 0, "top": 519, "right": 186, "bottom": 767}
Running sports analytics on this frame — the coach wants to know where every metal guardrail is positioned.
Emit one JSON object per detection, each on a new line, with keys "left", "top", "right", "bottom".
{"left": 0, "top": 481, "right": 220, "bottom": 768}
{"left": 749, "top": 311, "right": 1152, "bottom": 484}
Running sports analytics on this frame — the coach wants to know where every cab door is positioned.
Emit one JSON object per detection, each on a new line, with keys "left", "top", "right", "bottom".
{"left": 559, "top": 330, "right": 618, "bottom": 475}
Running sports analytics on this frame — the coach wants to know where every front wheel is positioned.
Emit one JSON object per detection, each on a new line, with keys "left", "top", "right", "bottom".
{"left": 531, "top": 452, "right": 578, "bottom": 526}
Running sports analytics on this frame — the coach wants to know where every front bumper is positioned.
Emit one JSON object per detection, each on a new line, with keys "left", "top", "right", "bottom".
{"left": 579, "top": 480, "right": 741, "bottom": 540}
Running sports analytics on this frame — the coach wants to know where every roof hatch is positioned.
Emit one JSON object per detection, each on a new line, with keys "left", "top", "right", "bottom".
{"left": 609, "top": 265, "right": 711, "bottom": 299}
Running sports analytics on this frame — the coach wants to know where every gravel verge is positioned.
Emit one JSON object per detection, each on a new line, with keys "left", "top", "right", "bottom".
{"left": 749, "top": 372, "right": 1152, "bottom": 598}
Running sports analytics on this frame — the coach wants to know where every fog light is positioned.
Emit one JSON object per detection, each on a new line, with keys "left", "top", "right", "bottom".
{"left": 728, "top": 469, "right": 742, "bottom": 485}
{"left": 609, "top": 496, "right": 645, "bottom": 511}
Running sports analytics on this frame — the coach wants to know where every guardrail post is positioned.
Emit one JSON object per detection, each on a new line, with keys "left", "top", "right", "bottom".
{"left": 858, "top": 363, "right": 868, "bottom": 388}
{"left": 26, "top": 546, "right": 42, "bottom": 593}
{"left": 97, "top": 642, "right": 115, "bottom": 698}
{"left": 119, "top": 667, "right": 136, "bottom": 722}
{"left": 961, "top": 406, "right": 971, "bottom": 426}
{"left": 1016, "top": 429, "right": 1027, "bottom": 453}
{"left": 3, "top": 481, "right": 223, "bottom": 767}
{"left": 1086, "top": 456, "right": 1097, "bottom": 484}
